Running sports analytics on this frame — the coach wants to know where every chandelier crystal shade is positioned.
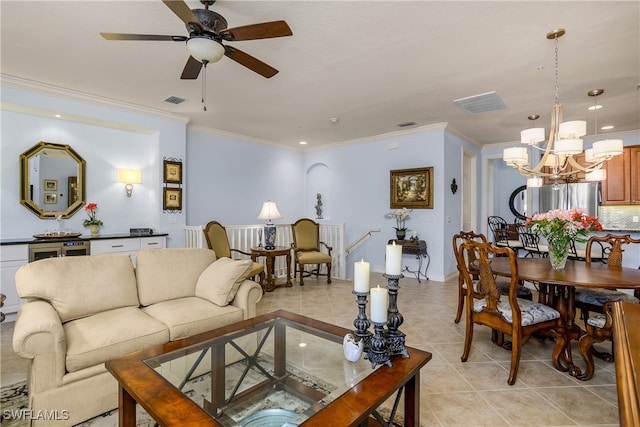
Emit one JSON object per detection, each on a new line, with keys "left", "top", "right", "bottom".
{"left": 503, "top": 29, "right": 622, "bottom": 188}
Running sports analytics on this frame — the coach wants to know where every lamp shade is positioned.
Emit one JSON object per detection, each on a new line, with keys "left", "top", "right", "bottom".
{"left": 558, "top": 120, "right": 587, "bottom": 139}
{"left": 503, "top": 147, "right": 528, "bottom": 166}
{"left": 187, "top": 37, "right": 225, "bottom": 63}
{"left": 592, "top": 139, "right": 623, "bottom": 159}
{"left": 585, "top": 169, "right": 606, "bottom": 181}
{"left": 527, "top": 177, "right": 543, "bottom": 188}
{"left": 258, "top": 201, "right": 282, "bottom": 221}
{"left": 520, "top": 127, "right": 545, "bottom": 145}
{"left": 554, "top": 138, "right": 583, "bottom": 156}
{"left": 117, "top": 168, "right": 142, "bottom": 184}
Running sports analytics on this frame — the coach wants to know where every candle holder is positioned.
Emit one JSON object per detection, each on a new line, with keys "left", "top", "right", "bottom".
{"left": 366, "top": 321, "right": 392, "bottom": 369}
{"left": 384, "top": 273, "right": 409, "bottom": 358}
{"left": 352, "top": 290, "right": 373, "bottom": 351}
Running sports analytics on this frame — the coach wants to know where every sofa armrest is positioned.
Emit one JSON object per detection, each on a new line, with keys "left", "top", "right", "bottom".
{"left": 13, "top": 300, "right": 67, "bottom": 393}
{"left": 230, "top": 280, "right": 263, "bottom": 319}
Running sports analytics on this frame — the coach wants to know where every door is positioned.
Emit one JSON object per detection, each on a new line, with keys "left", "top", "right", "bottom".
{"left": 462, "top": 149, "right": 477, "bottom": 232}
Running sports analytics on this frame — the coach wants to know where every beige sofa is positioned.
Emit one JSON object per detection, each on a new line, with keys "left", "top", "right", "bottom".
{"left": 12, "top": 248, "right": 263, "bottom": 426}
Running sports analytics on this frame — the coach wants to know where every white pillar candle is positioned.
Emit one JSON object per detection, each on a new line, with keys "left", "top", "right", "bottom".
{"left": 385, "top": 241, "right": 402, "bottom": 275}
{"left": 354, "top": 259, "right": 370, "bottom": 292}
{"left": 370, "top": 286, "right": 388, "bottom": 323}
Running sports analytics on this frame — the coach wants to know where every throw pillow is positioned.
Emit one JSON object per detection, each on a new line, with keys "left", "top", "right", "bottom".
{"left": 195, "top": 257, "right": 253, "bottom": 306}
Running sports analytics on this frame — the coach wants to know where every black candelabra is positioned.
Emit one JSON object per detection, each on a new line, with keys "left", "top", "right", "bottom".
{"left": 352, "top": 291, "right": 373, "bottom": 351}
{"left": 384, "top": 273, "right": 409, "bottom": 358}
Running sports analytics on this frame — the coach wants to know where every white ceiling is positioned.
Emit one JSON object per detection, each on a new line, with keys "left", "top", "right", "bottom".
{"left": 1, "top": 1, "right": 639, "bottom": 150}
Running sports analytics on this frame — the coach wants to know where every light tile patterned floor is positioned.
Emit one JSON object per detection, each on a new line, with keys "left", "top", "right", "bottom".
{"left": 2, "top": 273, "right": 620, "bottom": 426}
{"left": 257, "top": 273, "right": 620, "bottom": 426}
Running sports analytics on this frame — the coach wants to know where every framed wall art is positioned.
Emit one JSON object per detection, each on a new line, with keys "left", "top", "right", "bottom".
{"left": 44, "top": 179, "right": 58, "bottom": 191}
{"left": 390, "top": 167, "right": 434, "bottom": 209}
{"left": 163, "top": 160, "right": 182, "bottom": 184}
{"left": 163, "top": 187, "right": 182, "bottom": 211}
{"left": 44, "top": 193, "right": 57, "bottom": 204}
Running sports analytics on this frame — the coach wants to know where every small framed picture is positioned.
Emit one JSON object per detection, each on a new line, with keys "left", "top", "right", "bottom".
{"left": 44, "top": 179, "right": 58, "bottom": 191}
{"left": 163, "top": 187, "right": 182, "bottom": 210}
{"left": 163, "top": 160, "right": 182, "bottom": 184}
{"left": 44, "top": 193, "right": 57, "bottom": 204}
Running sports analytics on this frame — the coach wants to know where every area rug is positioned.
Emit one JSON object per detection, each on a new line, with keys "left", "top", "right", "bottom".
{"left": 1, "top": 357, "right": 407, "bottom": 427}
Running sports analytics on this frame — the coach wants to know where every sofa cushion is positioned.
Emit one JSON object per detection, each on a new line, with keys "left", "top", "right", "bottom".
{"left": 195, "top": 257, "right": 254, "bottom": 306}
{"left": 142, "top": 296, "right": 244, "bottom": 341}
{"left": 16, "top": 254, "right": 139, "bottom": 322}
{"left": 136, "top": 248, "right": 216, "bottom": 306}
{"left": 64, "top": 306, "right": 168, "bottom": 372}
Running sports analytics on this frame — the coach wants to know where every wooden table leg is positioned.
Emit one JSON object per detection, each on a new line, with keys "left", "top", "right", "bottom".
{"left": 285, "top": 252, "right": 292, "bottom": 286}
{"left": 264, "top": 254, "right": 275, "bottom": 292}
{"left": 118, "top": 385, "right": 136, "bottom": 427}
{"left": 550, "top": 285, "right": 587, "bottom": 377}
{"left": 404, "top": 372, "right": 420, "bottom": 427}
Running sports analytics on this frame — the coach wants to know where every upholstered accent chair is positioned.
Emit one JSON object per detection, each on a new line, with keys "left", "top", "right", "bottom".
{"left": 290, "top": 218, "right": 332, "bottom": 286}
{"left": 576, "top": 234, "right": 640, "bottom": 372}
{"left": 487, "top": 215, "right": 523, "bottom": 255}
{"left": 452, "top": 231, "right": 487, "bottom": 324}
{"left": 204, "top": 221, "right": 265, "bottom": 287}
{"left": 457, "top": 241, "right": 560, "bottom": 385}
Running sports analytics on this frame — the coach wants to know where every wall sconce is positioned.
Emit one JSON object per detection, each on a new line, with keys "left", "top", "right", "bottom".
{"left": 117, "top": 169, "right": 142, "bottom": 197}
{"left": 450, "top": 178, "right": 458, "bottom": 194}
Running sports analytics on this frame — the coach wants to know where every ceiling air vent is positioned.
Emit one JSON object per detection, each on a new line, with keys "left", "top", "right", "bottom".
{"left": 164, "top": 96, "right": 186, "bottom": 105}
{"left": 454, "top": 91, "right": 506, "bottom": 114}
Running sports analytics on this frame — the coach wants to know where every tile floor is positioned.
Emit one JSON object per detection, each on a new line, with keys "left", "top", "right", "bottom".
{"left": 1, "top": 273, "right": 620, "bottom": 426}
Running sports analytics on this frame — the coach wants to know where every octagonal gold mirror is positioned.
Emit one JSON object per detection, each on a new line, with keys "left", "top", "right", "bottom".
{"left": 20, "top": 141, "right": 86, "bottom": 218}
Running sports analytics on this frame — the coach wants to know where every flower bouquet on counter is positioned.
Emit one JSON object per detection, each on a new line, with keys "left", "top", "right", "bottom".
{"left": 82, "top": 203, "right": 104, "bottom": 228}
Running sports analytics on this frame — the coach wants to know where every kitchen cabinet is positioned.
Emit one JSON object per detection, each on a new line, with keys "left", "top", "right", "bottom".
{"left": 601, "top": 145, "right": 640, "bottom": 205}
{"left": 0, "top": 244, "right": 28, "bottom": 320}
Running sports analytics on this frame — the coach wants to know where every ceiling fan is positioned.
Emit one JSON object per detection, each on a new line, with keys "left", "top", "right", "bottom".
{"left": 100, "top": 0, "right": 292, "bottom": 79}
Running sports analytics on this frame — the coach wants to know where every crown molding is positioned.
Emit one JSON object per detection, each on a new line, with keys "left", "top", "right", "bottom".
{"left": 1, "top": 74, "right": 189, "bottom": 125}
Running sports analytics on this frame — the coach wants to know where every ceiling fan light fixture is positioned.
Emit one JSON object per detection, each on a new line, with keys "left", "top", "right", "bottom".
{"left": 187, "top": 37, "right": 225, "bottom": 63}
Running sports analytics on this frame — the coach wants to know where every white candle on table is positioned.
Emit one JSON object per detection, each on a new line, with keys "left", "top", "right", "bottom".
{"left": 354, "top": 259, "right": 370, "bottom": 292}
{"left": 370, "top": 286, "right": 388, "bottom": 323}
{"left": 385, "top": 241, "right": 402, "bottom": 275}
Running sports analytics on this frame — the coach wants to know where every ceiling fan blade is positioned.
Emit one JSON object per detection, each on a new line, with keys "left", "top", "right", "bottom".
{"left": 221, "top": 20, "right": 292, "bottom": 41}
{"left": 101, "top": 33, "right": 187, "bottom": 42}
{"left": 224, "top": 46, "right": 278, "bottom": 78}
{"left": 181, "top": 55, "right": 203, "bottom": 79}
{"left": 162, "top": 0, "right": 203, "bottom": 32}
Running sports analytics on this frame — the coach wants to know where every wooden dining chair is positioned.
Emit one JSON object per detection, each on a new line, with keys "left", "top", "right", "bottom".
{"left": 452, "top": 231, "right": 487, "bottom": 324}
{"left": 458, "top": 241, "right": 560, "bottom": 385}
{"left": 576, "top": 234, "right": 640, "bottom": 371}
{"left": 203, "top": 221, "right": 265, "bottom": 287}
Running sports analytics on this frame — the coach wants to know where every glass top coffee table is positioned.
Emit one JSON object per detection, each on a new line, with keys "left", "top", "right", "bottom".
{"left": 106, "top": 310, "right": 431, "bottom": 426}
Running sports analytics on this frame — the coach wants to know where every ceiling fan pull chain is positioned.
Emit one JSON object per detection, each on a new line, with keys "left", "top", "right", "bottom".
{"left": 202, "top": 60, "right": 208, "bottom": 111}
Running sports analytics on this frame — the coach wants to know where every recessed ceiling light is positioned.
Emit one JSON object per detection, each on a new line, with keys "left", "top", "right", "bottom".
{"left": 329, "top": 117, "right": 339, "bottom": 123}
{"left": 587, "top": 105, "right": 603, "bottom": 111}
{"left": 601, "top": 125, "right": 614, "bottom": 130}
{"left": 299, "top": 141, "right": 308, "bottom": 145}
{"left": 55, "top": 114, "right": 61, "bottom": 118}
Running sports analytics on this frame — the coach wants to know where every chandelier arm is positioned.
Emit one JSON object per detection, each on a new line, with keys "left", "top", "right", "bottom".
{"left": 565, "top": 156, "right": 605, "bottom": 173}
{"left": 530, "top": 103, "right": 562, "bottom": 174}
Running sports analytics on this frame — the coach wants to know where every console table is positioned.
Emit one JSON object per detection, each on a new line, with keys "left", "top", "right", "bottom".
{"left": 388, "top": 239, "right": 430, "bottom": 282}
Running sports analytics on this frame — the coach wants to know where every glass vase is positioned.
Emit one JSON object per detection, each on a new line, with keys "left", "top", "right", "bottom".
{"left": 547, "top": 239, "right": 569, "bottom": 271}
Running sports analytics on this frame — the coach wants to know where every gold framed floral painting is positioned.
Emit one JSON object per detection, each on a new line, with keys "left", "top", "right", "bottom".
{"left": 163, "top": 160, "right": 182, "bottom": 184}
{"left": 163, "top": 187, "right": 182, "bottom": 211}
{"left": 390, "top": 167, "right": 433, "bottom": 209}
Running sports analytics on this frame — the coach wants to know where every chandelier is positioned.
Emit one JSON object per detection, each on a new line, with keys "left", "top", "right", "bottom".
{"left": 503, "top": 28, "right": 623, "bottom": 188}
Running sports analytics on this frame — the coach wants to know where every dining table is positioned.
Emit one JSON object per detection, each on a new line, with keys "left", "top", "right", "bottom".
{"left": 490, "top": 257, "right": 640, "bottom": 380}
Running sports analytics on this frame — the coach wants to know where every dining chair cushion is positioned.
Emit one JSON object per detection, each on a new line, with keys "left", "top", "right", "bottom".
{"left": 586, "top": 313, "right": 607, "bottom": 329}
{"left": 496, "top": 240, "right": 524, "bottom": 248}
{"left": 575, "top": 288, "right": 639, "bottom": 306}
{"left": 473, "top": 298, "right": 560, "bottom": 326}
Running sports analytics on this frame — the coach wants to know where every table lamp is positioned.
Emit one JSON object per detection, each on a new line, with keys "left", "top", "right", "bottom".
{"left": 258, "top": 200, "right": 282, "bottom": 250}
